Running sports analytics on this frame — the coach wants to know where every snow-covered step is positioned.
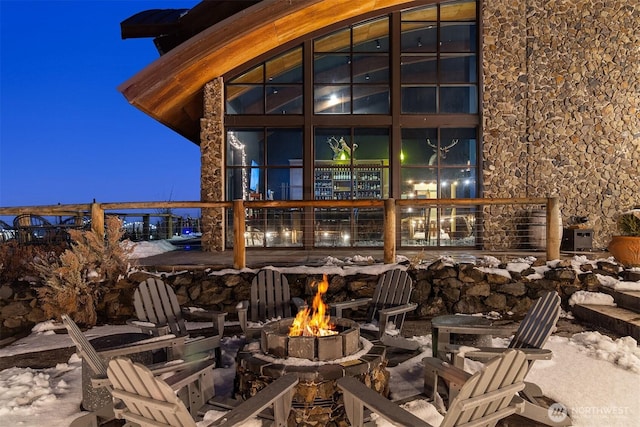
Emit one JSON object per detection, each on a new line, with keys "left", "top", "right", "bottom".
{"left": 571, "top": 304, "right": 640, "bottom": 341}
{"left": 596, "top": 288, "right": 640, "bottom": 312}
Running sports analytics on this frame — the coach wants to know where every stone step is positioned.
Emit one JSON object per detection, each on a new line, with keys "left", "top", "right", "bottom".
{"left": 597, "top": 287, "right": 640, "bottom": 313}
{"left": 571, "top": 304, "right": 640, "bottom": 341}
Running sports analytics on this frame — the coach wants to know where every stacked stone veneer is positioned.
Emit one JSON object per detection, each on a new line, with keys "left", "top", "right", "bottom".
{"left": 482, "top": 0, "right": 639, "bottom": 249}
{"left": 200, "top": 78, "right": 225, "bottom": 251}
{"left": 2, "top": 259, "right": 639, "bottom": 338}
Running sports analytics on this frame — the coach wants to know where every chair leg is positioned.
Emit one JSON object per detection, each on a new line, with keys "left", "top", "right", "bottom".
{"left": 215, "top": 347, "right": 223, "bottom": 368}
{"left": 186, "top": 368, "right": 215, "bottom": 416}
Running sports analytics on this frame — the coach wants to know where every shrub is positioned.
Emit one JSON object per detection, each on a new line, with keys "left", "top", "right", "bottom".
{"left": 33, "top": 216, "right": 132, "bottom": 327}
{"left": 617, "top": 208, "right": 640, "bottom": 237}
{"left": 0, "top": 241, "right": 65, "bottom": 284}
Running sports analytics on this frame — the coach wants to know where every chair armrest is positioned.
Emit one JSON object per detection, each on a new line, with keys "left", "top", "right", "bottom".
{"left": 435, "top": 324, "right": 517, "bottom": 337}
{"left": 378, "top": 302, "right": 417, "bottom": 318}
{"left": 147, "top": 353, "right": 212, "bottom": 375}
{"left": 182, "top": 307, "right": 228, "bottom": 338}
{"left": 237, "top": 300, "right": 249, "bottom": 333}
{"left": 126, "top": 318, "right": 170, "bottom": 336}
{"left": 464, "top": 347, "right": 553, "bottom": 362}
{"left": 90, "top": 376, "right": 111, "bottom": 389}
{"left": 206, "top": 374, "right": 299, "bottom": 427}
{"left": 337, "top": 376, "right": 433, "bottom": 427}
{"left": 98, "top": 335, "right": 186, "bottom": 358}
{"left": 291, "top": 297, "right": 307, "bottom": 312}
{"left": 423, "top": 356, "right": 473, "bottom": 385}
{"left": 164, "top": 359, "right": 217, "bottom": 391}
{"left": 331, "top": 298, "right": 372, "bottom": 318}
{"left": 377, "top": 303, "right": 418, "bottom": 339}
{"left": 90, "top": 354, "right": 213, "bottom": 389}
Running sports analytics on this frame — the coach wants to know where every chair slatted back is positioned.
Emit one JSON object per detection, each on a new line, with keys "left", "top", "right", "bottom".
{"left": 61, "top": 314, "right": 107, "bottom": 378}
{"left": 367, "top": 269, "right": 414, "bottom": 329}
{"left": 134, "top": 278, "right": 187, "bottom": 337}
{"left": 509, "top": 291, "right": 560, "bottom": 350}
{"left": 107, "top": 357, "right": 196, "bottom": 427}
{"left": 250, "top": 269, "right": 292, "bottom": 322}
{"left": 440, "top": 349, "right": 528, "bottom": 427}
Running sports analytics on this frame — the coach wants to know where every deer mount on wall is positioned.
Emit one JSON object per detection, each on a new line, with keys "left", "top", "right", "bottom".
{"left": 427, "top": 138, "right": 459, "bottom": 165}
{"left": 328, "top": 136, "right": 358, "bottom": 160}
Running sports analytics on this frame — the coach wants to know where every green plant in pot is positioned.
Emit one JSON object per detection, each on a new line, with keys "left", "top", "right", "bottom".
{"left": 607, "top": 207, "right": 640, "bottom": 267}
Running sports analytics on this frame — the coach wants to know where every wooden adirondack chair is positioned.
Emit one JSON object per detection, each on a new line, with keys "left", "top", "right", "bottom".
{"left": 338, "top": 348, "right": 528, "bottom": 427}
{"left": 331, "top": 268, "right": 418, "bottom": 350}
{"left": 439, "top": 291, "right": 561, "bottom": 369}
{"left": 107, "top": 357, "right": 298, "bottom": 427}
{"left": 237, "top": 269, "right": 306, "bottom": 338}
{"left": 130, "top": 277, "right": 227, "bottom": 364}
{"left": 425, "top": 291, "right": 571, "bottom": 426}
{"left": 62, "top": 314, "right": 215, "bottom": 427}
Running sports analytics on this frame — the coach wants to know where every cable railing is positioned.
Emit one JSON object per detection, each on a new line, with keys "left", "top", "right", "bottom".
{"left": 0, "top": 197, "right": 561, "bottom": 268}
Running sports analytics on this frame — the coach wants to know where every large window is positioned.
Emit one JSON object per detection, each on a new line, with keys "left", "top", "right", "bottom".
{"left": 224, "top": 0, "right": 479, "bottom": 248}
{"left": 401, "top": 3, "right": 477, "bottom": 114}
{"left": 314, "top": 17, "right": 390, "bottom": 114}
{"left": 226, "top": 128, "right": 303, "bottom": 201}
{"left": 226, "top": 48, "right": 303, "bottom": 115}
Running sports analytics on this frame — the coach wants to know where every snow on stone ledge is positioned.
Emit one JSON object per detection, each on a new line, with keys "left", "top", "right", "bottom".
{"left": 597, "top": 274, "right": 640, "bottom": 291}
{"left": 569, "top": 290, "right": 616, "bottom": 307}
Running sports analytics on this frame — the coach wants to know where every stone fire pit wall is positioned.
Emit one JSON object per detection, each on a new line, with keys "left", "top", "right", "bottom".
{"left": 3, "top": 259, "right": 638, "bottom": 338}
{"left": 236, "top": 336, "right": 389, "bottom": 426}
{"left": 261, "top": 317, "right": 360, "bottom": 361}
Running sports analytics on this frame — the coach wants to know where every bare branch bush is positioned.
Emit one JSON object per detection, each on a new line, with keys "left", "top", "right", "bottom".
{"left": 33, "top": 216, "right": 132, "bottom": 327}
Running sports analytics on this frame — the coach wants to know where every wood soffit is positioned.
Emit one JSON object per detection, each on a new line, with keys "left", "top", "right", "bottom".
{"left": 119, "top": 0, "right": 423, "bottom": 144}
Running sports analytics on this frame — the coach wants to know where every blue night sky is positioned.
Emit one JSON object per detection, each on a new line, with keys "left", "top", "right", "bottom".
{"left": 1, "top": 0, "right": 200, "bottom": 207}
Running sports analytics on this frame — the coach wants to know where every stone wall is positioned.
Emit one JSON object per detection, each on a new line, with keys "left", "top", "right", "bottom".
{"left": 200, "top": 78, "right": 226, "bottom": 251}
{"left": 2, "top": 258, "right": 636, "bottom": 339}
{"left": 483, "top": 0, "right": 640, "bottom": 248}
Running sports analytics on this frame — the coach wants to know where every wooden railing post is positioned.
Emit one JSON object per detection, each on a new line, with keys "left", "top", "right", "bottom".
{"left": 90, "top": 202, "right": 104, "bottom": 238}
{"left": 546, "top": 197, "right": 561, "bottom": 260}
{"left": 142, "top": 214, "right": 151, "bottom": 240}
{"left": 383, "top": 198, "right": 396, "bottom": 264}
{"left": 166, "top": 215, "right": 173, "bottom": 239}
{"left": 233, "top": 200, "right": 246, "bottom": 269}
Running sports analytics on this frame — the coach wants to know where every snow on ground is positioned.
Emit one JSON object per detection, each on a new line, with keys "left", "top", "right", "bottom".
{"left": 0, "top": 240, "right": 639, "bottom": 426}
{"left": 0, "top": 323, "right": 638, "bottom": 427}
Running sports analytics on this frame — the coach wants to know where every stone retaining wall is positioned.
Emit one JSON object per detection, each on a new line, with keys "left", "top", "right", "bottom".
{"left": 2, "top": 258, "right": 637, "bottom": 339}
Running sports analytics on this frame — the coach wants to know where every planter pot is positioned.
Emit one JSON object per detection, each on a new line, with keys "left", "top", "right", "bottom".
{"left": 607, "top": 235, "right": 640, "bottom": 267}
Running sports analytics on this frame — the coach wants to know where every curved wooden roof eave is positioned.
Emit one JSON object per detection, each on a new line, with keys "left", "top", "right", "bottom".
{"left": 118, "top": 0, "right": 422, "bottom": 144}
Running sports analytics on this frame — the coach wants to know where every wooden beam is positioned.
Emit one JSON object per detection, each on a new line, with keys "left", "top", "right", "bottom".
{"left": 118, "top": 0, "right": 422, "bottom": 142}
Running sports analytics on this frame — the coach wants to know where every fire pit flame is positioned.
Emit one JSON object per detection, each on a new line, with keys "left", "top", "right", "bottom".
{"left": 289, "top": 274, "right": 337, "bottom": 337}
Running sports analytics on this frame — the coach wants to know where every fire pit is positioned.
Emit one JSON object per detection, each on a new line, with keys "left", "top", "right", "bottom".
{"left": 261, "top": 317, "right": 360, "bottom": 361}
{"left": 235, "top": 275, "right": 390, "bottom": 426}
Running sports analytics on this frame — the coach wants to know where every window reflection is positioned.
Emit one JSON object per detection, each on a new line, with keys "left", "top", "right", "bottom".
{"left": 223, "top": 1, "right": 479, "bottom": 248}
